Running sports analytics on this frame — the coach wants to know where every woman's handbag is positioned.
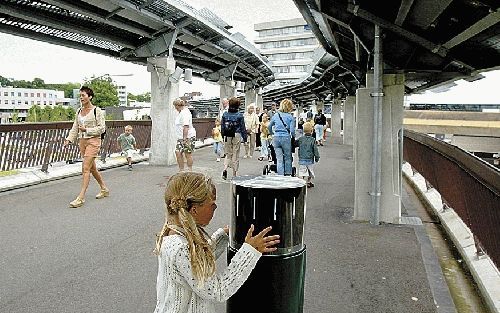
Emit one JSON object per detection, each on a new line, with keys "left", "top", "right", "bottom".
{"left": 277, "top": 113, "right": 296, "bottom": 153}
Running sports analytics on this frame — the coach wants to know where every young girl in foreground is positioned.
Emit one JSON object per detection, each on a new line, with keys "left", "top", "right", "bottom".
{"left": 153, "top": 172, "right": 280, "bottom": 313}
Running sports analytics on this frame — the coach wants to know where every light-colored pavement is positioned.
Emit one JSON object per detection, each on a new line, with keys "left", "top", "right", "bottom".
{"left": 0, "top": 141, "right": 494, "bottom": 313}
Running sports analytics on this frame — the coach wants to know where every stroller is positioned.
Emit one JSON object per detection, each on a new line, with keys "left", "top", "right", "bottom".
{"left": 262, "top": 142, "right": 296, "bottom": 176}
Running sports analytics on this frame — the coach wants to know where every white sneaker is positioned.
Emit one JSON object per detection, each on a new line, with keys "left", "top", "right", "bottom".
{"left": 216, "top": 158, "right": 221, "bottom": 162}
{"left": 243, "top": 155, "right": 248, "bottom": 159}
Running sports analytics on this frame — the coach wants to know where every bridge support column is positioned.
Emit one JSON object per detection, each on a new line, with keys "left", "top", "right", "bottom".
{"left": 245, "top": 88, "right": 257, "bottom": 107}
{"left": 354, "top": 73, "right": 405, "bottom": 223}
{"left": 256, "top": 93, "right": 263, "bottom": 110}
{"left": 331, "top": 98, "right": 342, "bottom": 143}
{"left": 343, "top": 96, "right": 355, "bottom": 145}
{"left": 147, "top": 56, "right": 179, "bottom": 166}
{"left": 220, "top": 79, "right": 236, "bottom": 110}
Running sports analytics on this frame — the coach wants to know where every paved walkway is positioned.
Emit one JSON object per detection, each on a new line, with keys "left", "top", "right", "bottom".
{"left": 0, "top": 142, "right": 454, "bottom": 313}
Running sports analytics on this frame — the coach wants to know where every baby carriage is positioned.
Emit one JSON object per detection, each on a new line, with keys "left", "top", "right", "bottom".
{"left": 262, "top": 142, "right": 296, "bottom": 176}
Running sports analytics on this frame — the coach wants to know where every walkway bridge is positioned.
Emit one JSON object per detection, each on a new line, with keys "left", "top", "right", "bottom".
{"left": 1, "top": 1, "right": 500, "bottom": 311}
{"left": 0, "top": 132, "right": 497, "bottom": 313}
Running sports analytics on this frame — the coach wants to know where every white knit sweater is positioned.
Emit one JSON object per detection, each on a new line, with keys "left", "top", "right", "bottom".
{"left": 153, "top": 228, "right": 261, "bottom": 313}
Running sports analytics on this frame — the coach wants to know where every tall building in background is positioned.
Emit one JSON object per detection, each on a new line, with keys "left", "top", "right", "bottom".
{"left": 117, "top": 85, "right": 127, "bottom": 106}
{"left": 254, "top": 18, "right": 321, "bottom": 88}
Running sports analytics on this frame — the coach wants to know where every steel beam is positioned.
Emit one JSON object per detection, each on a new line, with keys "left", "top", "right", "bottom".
{"left": 443, "top": 8, "right": 500, "bottom": 49}
{"left": 395, "top": 0, "right": 415, "bottom": 26}
{"left": 0, "top": 2, "right": 136, "bottom": 49}
{"left": 40, "top": 1, "right": 152, "bottom": 38}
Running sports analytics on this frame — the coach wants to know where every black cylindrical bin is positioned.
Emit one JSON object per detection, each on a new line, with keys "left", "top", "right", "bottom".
{"left": 227, "top": 175, "right": 307, "bottom": 313}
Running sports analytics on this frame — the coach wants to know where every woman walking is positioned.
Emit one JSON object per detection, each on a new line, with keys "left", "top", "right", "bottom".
{"left": 268, "top": 99, "right": 295, "bottom": 176}
{"left": 63, "top": 86, "right": 109, "bottom": 208}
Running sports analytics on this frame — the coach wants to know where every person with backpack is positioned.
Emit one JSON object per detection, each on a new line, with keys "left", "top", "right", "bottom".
{"left": 313, "top": 109, "right": 327, "bottom": 146}
{"left": 63, "top": 86, "right": 109, "bottom": 208}
{"left": 221, "top": 97, "right": 247, "bottom": 180}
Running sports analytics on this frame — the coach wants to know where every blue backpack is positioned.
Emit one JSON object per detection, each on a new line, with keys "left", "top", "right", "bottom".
{"left": 222, "top": 114, "right": 238, "bottom": 138}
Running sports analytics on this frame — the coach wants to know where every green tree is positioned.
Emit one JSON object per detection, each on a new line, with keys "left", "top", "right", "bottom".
{"left": 46, "top": 82, "right": 80, "bottom": 98}
{"left": 11, "top": 110, "right": 20, "bottom": 123}
{"left": 0, "top": 75, "right": 12, "bottom": 87}
{"left": 32, "top": 77, "right": 45, "bottom": 88}
{"left": 27, "top": 105, "right": 42, "bottom": 122}
{"left": 84, "top": 75, "right": 119, "bottom": 108}
{"left": 136, "top": 92, "right": 151, "bottom": 102}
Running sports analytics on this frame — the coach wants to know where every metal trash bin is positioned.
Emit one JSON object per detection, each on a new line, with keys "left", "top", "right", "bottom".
{"left": 227, "top": 175, "right": 307, "bottom": 313}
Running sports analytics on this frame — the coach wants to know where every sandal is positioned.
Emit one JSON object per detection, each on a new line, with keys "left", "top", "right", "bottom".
{"left": 96, "top": 188, "right": 110, "bottom": 199}
{"left": 69, "top": 197, "right": 85, "bottom": 208}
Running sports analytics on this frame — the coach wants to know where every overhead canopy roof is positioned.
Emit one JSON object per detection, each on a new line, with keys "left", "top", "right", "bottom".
{"left": 289, "top": 0, "right": 500, "bottom": 96}
{"left": 0, "top": 0, "right": 274, "bottom": 87}
{"left": 264, "top": 49, "right": 347, "bottom": 105}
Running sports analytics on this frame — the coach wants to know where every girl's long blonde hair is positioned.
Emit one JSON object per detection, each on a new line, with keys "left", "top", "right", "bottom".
{"left": 154, "top": 172, "right": 216, "bottom": 286}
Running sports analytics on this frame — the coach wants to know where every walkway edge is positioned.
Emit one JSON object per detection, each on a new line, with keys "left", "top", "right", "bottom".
{"left": 0, "top": 153, "right": 149, "bottom": 193}
{"left": 402, "top": 163, "right": 500, "bottom": 313}
{"left": 0, "top": 141, "right": 214, "bottom": 193}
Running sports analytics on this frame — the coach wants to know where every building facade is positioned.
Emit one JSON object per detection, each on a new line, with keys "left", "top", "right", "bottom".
{"left": 0, "top": 86, "right": 72, "bottom": 122}
{"left": 254, "top": 18, "right": 322, "bottom": 88}
{"left": 117, "top": 85, "right": 127, "bottom": 106}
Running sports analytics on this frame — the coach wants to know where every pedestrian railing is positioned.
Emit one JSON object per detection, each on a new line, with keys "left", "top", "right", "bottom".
{"left": 0, "top": 118, "right": 215, "bottom": 172}
{"left": 403, "top": 129, "right": 500, "bottom": 269}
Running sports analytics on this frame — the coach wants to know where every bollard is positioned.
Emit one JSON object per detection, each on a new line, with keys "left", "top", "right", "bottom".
{"left": 227, "top": 175, "right": 307, "bottom": 313}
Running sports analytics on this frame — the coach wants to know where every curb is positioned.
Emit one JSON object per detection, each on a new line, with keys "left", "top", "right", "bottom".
{"left": 0, "top": 153, "right": 149, "bottom": 193}
{"left": 0, "top": 141, "right": 213, "bottom": 193}
{"left": 402, "top": 163, "right": 500, "bottom": 313}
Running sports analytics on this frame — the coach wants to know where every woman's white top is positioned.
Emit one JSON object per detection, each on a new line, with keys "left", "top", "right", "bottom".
{"left": 153, "top": 228, "right": 261, "bottom": 313}
{"left": 175, "top": 107, "right": 196, "bottom": 140}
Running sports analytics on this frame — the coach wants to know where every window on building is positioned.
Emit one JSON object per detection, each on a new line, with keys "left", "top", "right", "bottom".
{"left": 3, "top": 92, "right": 7, "bottom": 96}
{"left": 31, "top": 93, "right": 34, "bottom": 97}
{"left": 37, "top": 101, "right": 40, "bottom": 105}
{"left": 17, "top": 100, "right": 21, "bottom": 105}
{"left": 11, "top": 92, "right": 14, "bottom": 96}
{"left": 24, "top": 92, "right": 28, "bottom": 97}
{"left": 25, "top": 101, "right": 28, "bottom": 105}
{"left": 11, "top": 100, "right": 15, "bottom": 104}
{"left": 31, "top": 101, "right": 34, "bottom": 105}
{"left": 18, "top": 92, "right": 21, "bottom": 97}
{"left": 44, "top": 101, "right": 47, "bottom": 105}
{"left": 43, "top": 93, "right": 46, "bottom": 97}
{"left": 4, "top": 100, "right": 7, "bottom": 104}
{"left": 37, "top": 93, "right": 40, "bottom": 97}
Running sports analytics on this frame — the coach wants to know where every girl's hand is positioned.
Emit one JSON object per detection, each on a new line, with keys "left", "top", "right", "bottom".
{"left": 244, "top": 224, "right": 280, "bottom": 253}
{"left": 223, "top": 225, "right": 229, "bottom": 235}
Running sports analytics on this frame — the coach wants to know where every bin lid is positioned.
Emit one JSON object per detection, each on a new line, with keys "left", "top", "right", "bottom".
{"left": 232, "top": 175, "right": 305, "bottom": 189}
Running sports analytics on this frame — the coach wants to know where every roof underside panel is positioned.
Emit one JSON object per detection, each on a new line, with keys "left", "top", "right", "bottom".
{"left": 0, "top": 0, "right": 274, "bottom": 86}
{"left": 280, "top": 0, "right": 500, "bottom": 99}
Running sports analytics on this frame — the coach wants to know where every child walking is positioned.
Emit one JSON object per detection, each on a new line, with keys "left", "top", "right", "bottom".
{"left": 212, "top": 118, "right": 223, "bottom": 162}
{"left": 258, "top": 113, "right": 271, "bottom": 161}
{"left": 117, "top": 125, "right": 136, "bottom": 170}
{"left": 153, "top": 172, "right": 280, "bottom": 313}
{"left": 295, "top": 122, "right": 320, "bottom": 187}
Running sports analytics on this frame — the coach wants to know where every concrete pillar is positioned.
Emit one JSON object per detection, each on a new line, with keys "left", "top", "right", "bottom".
{"left": 147, "top": 56, "right": 179, "bottom": 166}
{"left": 219, "top": 80, "right": 235, "bottom": 110}
{"left": 256, "top": 94, "right": 264, "bottom": 110}
{"left": 245, "top": 89, "right": 257, "bottom": 107}
{"left": 354, "top": 74, "right": 405, "bottom": 223}
{"left": 331, "top": 98, "right": 342, "bottom": 143}
{"left": 343, "top": 96, "right": 355, "bottom": 145}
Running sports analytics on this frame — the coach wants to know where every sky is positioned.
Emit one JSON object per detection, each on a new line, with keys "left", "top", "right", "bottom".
{"left": 0, "top": 0, "right": 498, "bottom": 103}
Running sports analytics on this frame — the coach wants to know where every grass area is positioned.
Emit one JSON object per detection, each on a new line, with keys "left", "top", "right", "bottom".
{"left": 0, "top": 170, "right": 20, "bottom": 177}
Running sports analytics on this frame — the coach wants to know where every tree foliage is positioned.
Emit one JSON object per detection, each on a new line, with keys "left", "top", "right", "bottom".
{"left": 26, "top": 105, "right": 75, "bottom": 122}
{"left": 84, "top": 75, "right": 119, "bottom": 108}
{"left": 45, "top": 82, "right": 80, "bottom": 98}
{"left": 127, "top": 91, "right": 151, "bottom": 105}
